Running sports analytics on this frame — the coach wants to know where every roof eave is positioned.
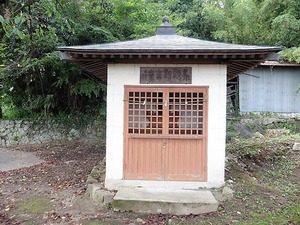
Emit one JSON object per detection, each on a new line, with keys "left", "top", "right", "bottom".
{"left": 58, "top": 48, "right": 282, "bottom": 54}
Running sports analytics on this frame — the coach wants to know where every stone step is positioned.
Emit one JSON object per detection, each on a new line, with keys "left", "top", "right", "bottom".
{"left": 112, "top": 186, "right": 218, "bottom": 215}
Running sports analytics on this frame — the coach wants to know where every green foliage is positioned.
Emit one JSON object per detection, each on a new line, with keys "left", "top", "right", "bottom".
{"left": 204, "top": 0, "right": 262, "bottom": 44}
{"left": 161, "top": 0, "right": 214, "bottom": 40}
{"left": 270, "top": 13, "right": 300, "bottom": 47}
{"left": 227, "top": 133, "right": 294, "bottom": 161}
{"left": 226, "top": 118, "right": 241, "bottom": 142}
{"left": 227, "top": 138, "right": 265, "bottom": 159}
{"left": 71, "top": 79, "right": 106, "bottom": 98}
{"left": 202, "top": 0, "right": 300, "bottom": 61}
{"left": 110, "top": 0, "right": 164, "bottom": 40}
{"left": 265, "top": 119, "right": 300, "bottom": 133}
{"left": 1, "top": 0, "right": 299, "bottom": 119}
{"left": 0, "top": 0, "right": 162, "bottom": 119}
{"left": 280, "top": 47, "right": 300, "bottom": 63}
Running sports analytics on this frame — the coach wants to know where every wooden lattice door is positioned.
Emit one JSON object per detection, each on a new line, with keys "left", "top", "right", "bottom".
{"left": 124, "top": 86, "right": 208, "bottom": 181}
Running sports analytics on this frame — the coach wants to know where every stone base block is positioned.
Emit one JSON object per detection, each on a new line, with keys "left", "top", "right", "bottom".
{"left": 86, "top": 183, "right": 115, "bottom": 206}
{"left": 113, "top": 187, "right": 218, "bottom": 215}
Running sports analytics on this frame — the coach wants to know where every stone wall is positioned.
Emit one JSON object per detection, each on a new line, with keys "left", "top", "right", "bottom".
{"left": 0, "top": 119, "right": 106, "bottom": 146}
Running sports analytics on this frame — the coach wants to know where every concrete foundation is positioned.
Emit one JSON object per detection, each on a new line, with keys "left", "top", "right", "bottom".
{"left": 113, "top": 186, "right": 218, "bottom": 215}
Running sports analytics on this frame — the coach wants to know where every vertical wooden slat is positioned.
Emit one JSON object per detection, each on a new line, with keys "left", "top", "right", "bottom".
{"left": 125, "top": 138, "right": 164, "bottom": 180}
{"left": 165, "top": 139, "right": 205, "bottom": 181}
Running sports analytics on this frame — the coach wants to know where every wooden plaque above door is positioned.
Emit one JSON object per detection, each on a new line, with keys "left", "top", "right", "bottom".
{"left": 140, "top": 67, "right": 192, "bottom": 84}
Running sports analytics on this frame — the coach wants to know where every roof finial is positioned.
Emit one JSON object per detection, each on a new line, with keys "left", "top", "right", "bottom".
{"left": 162, "top": 16, "right": 170, "bottom": 25}
{"left": 156, "top": 16, "right": 175, "bottom": 35}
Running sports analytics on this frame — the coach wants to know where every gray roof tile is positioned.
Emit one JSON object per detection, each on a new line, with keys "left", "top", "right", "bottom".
{"left": 58, "top": 35, "right": 281, "bottom": 53}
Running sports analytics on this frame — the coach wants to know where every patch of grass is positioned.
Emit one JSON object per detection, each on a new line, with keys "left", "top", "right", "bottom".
{"left": 273, "top": 181, "right": 298, "bottom": 196}
{"left": 226, "top": 138, "right": 266, "bottom": 159}
{"left": 266, "top": 120, "right": 300, "bottom": 134}
{"left": 171, "top": 157, "right": 298, "bottom": 224}
{"left": 266, "top": 160, "right": 299, "bottom": 178}
{"left": 17, "top": 195, "right": 55, "bottom": 214}
{"left": 262, "top": 149, "right": 299, "bottom": 196}
{"left": 227, "top": 135, "right": 294, "bottom": 162}
{"left": 211, "top": 118, "right": 300, "bottom": 225}
{"left": 270, "top": 133, "right": 300, "bottom": 142}
{"left": 288, "top": 132, "right": 300, "bottom": 140}
{"left": 239, "top": 202, "right": 300, "bottom": 225}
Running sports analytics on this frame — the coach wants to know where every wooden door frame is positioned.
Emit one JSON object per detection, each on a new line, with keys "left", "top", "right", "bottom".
{"left": 123, "top": 85, "right": 209, "bottom": 181}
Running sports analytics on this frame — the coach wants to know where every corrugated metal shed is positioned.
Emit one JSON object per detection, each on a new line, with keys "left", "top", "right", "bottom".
{"left": 239, "top": 63, "right": 300, "bottom": 113}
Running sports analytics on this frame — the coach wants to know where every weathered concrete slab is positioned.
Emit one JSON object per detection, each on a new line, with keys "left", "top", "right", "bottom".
{"left": 113, "top": 186, "right": 218, "bottom": 215}
{"left": 0, "top": 148, "right": 44, "bottom": 171}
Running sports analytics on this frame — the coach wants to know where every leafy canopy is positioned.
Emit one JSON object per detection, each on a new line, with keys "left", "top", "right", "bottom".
{"left": 1, "top": 0, "right": 299, "bottom": 119}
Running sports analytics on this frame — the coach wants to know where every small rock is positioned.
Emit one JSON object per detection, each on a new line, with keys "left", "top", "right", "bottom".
{"left": 222, "top": 186, "right": 234, "bottom": 200}
{"left": 92, "top": 189, "right": 106, "bottom": 204}
{"left": 65, "top": 160, "right": 75, "bottom": 165}
{"left": 86, "top": 175, "right": 98, "bottom": 185}
{"left": 292, "top": 142, "right": 300, "bottom": 151}
{"left": 265, "top": 129, "right": 290, "bottom": 138}
{"left": 91, "top": 188, "right": 115, "bottom": 206}
{"left": 69, "top": 128, "right": 80, "bottom": 137}
{"left": 231, "top": 220, "right": 239, "bottom": 223}
{"left": 261, "top": 117, "right": 279, "bottom": 125}
{"left": 86, "top": 183, "right": 101, "bottom": 198}
{"left": 212, "top": 191, "right": 224, "bottom": 202}
{"left": 269, "top": 195, "right": 276, "bottom": 200}
{"left": 254, "top": 132, "right": 263, "bottom": 138}
{"left": 90, "top": 166, "right": 101, "bottom": 179}
{"left": 136, "top": 218, "right": 144, "bottom": 223}
{"left": 103, "top": 192, "right": 115, "bottom": 205}
{"left": 239, "top": 129, "right": 253, "bottom": 138}
{"left": 226, "top": 179, "right": 234, "bottom": 184}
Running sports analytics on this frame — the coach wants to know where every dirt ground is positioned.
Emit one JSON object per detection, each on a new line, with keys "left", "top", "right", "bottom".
{"left": 0, "top": 140, "right": 299, "bottom": 225}
{"left": 0, "top": 142, "right": 214, "bottom": 225}
{"left": 0, "top": 142, "right": 149, "bottom": 225}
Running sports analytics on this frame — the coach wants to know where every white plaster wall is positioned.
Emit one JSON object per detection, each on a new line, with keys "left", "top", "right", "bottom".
{"left": 106, "top": 64, "right": 227, "bottom": 189}
{"left": 193, "top": 65, "right": 227, "bottom": 183}
{"left": 106, "top": 64, "right": 139, "bottom": 181}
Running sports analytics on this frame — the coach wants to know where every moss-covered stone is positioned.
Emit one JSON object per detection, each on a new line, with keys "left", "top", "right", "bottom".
{"left": 17, "top": 195, "right": 55, "bottom": 214}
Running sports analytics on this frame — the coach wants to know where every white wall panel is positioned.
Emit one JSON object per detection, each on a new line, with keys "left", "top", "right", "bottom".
{"left": 106, "top": 64, "right": 227, "bottom": 189}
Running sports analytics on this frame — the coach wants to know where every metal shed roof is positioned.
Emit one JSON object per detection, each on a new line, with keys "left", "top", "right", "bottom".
{"left": 58, "top": 19, "right": 282, "bottom": 81}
